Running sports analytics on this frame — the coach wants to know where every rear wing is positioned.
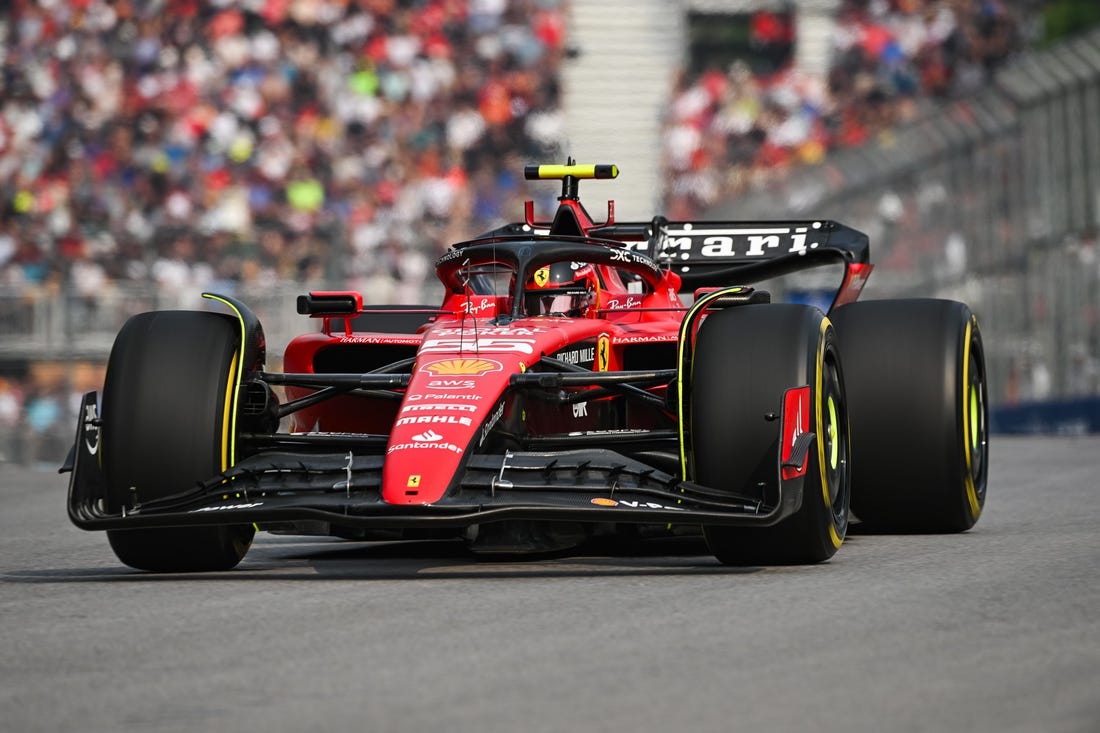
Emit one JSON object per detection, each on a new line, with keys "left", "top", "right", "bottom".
{"left": 598, "top": 217, "right": 866, "bottom": 267}
{"left": 481, "top": 163, "right": 873, "bottom": 308}
{"left": 482, "top": 218, "right": 871, "bottom": 298}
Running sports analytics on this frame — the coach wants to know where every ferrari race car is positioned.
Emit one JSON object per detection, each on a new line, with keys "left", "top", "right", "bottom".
{"left": 63, "top": 163, "right": 989, "bottom": 571}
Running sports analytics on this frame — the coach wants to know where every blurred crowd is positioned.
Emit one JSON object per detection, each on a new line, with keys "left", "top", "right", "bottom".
{"left": 1, "top": 0, "right": 570, "bottom": 465}
{"left": 662, "top": 0, "right": 1025, "bottom": 219}
{"left": 0, "top": 0, "right": 569, "bottom": 308}
{"left": 0, "top": 0, "right": 1060, "bottom": 464}
{"left": 0, "top": 367, "right": 96, "bottom": 468}
{"left": 2, "top": 0, "right": 1030, "bottom": 313}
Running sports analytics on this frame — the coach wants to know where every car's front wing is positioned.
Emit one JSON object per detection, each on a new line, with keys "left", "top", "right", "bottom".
{"left": 64, "top": 394, "right": 807, "bottom": 532}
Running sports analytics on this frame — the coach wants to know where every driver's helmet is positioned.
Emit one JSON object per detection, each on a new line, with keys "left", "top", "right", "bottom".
{"left": 525, "top": 262, "right": 597, "bottom": 317}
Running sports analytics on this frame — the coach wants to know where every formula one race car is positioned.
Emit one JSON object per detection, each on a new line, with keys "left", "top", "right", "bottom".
{"left": 63, "top": 163, "right": 989, "bottom": 571}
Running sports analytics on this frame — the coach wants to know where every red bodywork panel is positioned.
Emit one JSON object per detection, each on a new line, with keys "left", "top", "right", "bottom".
{"left": 284, "top": 300, "right": 684, "bottom": 505}
{"left": 831, "top": 262, "right": 874, "bottom": 310}
{"left": 780, "top": 386, "right": 812, "bottom": 481}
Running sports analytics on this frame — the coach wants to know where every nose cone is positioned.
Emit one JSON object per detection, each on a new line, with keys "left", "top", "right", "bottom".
{"left": 381, "top": 356, "right": 514, "bottom": 504}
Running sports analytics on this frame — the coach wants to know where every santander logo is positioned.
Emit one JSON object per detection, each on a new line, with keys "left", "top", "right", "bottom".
{"left": 412, "top": 429, "right": 444, "bottom": 442}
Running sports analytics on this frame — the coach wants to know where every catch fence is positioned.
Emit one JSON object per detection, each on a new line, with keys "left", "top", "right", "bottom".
{"left": 709, "top": 27, "right": 1100, "bottom": 409}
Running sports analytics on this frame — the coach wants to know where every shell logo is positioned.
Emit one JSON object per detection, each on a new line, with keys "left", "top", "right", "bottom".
{"left": 420, "top": 358, "right": 504, "bottom": 376}
{"left": 590, "top": 498, "right": 618, "bottom": 507}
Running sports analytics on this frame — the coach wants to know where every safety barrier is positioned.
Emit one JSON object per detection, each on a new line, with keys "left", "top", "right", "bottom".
{"left": 0, "top": 281, "right": 448, "bottom": 365}
{"left": 991, "top": 396, "right": 1100, "bottom": 435}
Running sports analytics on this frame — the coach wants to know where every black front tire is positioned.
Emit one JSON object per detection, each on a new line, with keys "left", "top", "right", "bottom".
{"left": 691, "top": 305, "right": 851, "bottom": 565}
{"left": 831, "top": 299, "right": 988, "bottom": 532}
{"left": 102, "top": 311, "right": 254, "bottom": 572}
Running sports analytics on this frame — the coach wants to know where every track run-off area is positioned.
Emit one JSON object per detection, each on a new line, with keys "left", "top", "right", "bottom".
{"left": 2, "top": 435, "right": 1098, "bottom": 733}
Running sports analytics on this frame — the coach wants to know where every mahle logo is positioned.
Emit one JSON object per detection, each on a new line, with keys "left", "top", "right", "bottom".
{"left": 419, "top": 358, "right": 503, "bottom": 376}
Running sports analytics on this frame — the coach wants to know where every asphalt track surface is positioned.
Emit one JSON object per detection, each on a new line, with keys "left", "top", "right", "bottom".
{"left": 1, "top": 436, "right": 1098, "bottom": 733}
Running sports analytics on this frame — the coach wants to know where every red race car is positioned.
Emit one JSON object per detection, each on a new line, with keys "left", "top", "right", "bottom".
{"left": 63, "top": 163, "right": 989, "bottom": 571}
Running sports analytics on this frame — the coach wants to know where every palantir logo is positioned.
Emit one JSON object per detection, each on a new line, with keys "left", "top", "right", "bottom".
{"left": 412, "top": 429, "right": 444, "bottom": 442}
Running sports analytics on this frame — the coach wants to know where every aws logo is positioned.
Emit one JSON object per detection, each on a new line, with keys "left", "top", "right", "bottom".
{"left": 419, "top": 358, "right": 503, "bottom": 376}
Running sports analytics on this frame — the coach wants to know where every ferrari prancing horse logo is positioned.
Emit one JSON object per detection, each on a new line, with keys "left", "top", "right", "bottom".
{"left": 533, "top": 266, "right": 551, "bottom": 288}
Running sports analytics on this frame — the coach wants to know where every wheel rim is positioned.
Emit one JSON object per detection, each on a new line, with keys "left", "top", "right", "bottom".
{"left": 826, "top": 394, "right": 840, "bottom": 471}
{"left": 822, "top": 354, "right": 849, "bottom": 515}
{"left": 967, "top": 342, "right": 987, "bottom": 497}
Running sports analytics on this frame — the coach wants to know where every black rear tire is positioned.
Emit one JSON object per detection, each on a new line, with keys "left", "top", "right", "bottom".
{"left": 831, "top": 299, "right": 988, "bottom": 532}
{"left": 102, "top": 311, "right": 254, "bottom": 571}
{"left": 692, "top": 305, "right": 850, "bottom": 565}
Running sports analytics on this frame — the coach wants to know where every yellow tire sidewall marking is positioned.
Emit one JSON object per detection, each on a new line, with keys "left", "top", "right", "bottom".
{"left": 203, "top": 294, "right": 248, "bottom": 471}
{"left": 220, "top": 351, "right": 239, "bottom": 471}
{"left": 676, "top": 288, "right": 743, "bottom": 478}
{"left": 816, "top": 317, "right": 843, "bottom": 550}
{"left": 961, "top": 319, "right": 982, "bottom": 521}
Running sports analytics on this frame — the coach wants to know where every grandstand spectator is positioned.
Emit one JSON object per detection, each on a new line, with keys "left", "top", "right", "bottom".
{"left": 0, "top": 377, "right": 23, "bottom": 463}
{"left": 21, "top": 382, "right": 64, "bottom": 468}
